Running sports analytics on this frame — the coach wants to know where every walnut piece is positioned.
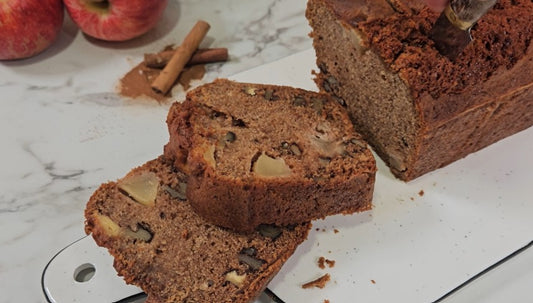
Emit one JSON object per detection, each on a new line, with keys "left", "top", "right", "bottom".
{"left": 125, "top": 225, "right": 153, "bottom": 242}
{"left": 310, "top": 136, "right": 345, "bottom": 158}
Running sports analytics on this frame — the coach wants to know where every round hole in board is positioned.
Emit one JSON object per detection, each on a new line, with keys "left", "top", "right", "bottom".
{"left": 73, "top": 263, "right": 96, "bottom": 283}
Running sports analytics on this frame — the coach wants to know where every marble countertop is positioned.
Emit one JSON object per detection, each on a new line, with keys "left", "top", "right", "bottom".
{"left": 0, "top": 1, "right": 311, "bottom": 302}
{"left": 3, "top": 1, "right": 533, "bottom": 303}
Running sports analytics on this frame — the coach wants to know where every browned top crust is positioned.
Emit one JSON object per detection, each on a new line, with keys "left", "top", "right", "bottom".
{"left": 322, "top": 0, "right": 396, "bottom": 24}
{"left": 320, "top": 0, "right": 533, "bottom": 126}
{"left": 323, "top": 0, "right": 425, "bottom": 25}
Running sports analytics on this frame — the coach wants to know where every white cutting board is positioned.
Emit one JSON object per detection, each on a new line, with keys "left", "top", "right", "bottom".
{"left": 42, "top": 49, "right": 533, "bottom": 303}
{"left": 230, "top": 49, "right": 533, "bottom": 303}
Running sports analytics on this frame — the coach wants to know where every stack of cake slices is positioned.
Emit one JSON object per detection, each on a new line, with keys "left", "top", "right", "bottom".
{"left": 85, "top": 79, "right": 377, "bottom": 302}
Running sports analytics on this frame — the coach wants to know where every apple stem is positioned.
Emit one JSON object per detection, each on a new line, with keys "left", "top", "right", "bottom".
{"left": 83, "top": 0, "right": 110, "bottom": 11}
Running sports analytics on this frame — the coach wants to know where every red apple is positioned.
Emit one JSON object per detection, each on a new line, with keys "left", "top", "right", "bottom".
{"left": 0, "top": 0, "right": 64, "bottom": 60}
{"left": 63, "top": 0, "right": 168, "bottom": 41}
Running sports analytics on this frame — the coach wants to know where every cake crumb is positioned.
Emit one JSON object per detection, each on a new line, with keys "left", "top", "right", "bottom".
{"left": 318, "top": 257, "right": 326, "bottom": 269}
{"left": 302, "top": 273, "right": 331, "bottom": 289}
{"left": 371, "top": 279, "right": 376, "bottom": 284}
{"left": 324, "top": 300, "right": 330, "bottom": 303}
{"left": 318, "top": 256, "right": 336, "bottom": 269}
{"left": 418, "top": 190, "right": 425, "bottom": 196}
{"left": 333, "top": 228, "right": 339, "bottom": 234}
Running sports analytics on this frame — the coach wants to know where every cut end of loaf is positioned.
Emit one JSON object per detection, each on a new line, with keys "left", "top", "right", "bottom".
{"left": 307, "top": 0, "right": 419, "bottom": 180}
{"left": 307, "top": 0, "right": 533, "bottom": 181}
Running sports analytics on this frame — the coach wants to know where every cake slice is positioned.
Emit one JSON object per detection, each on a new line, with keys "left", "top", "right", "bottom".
{"left": 85, "top": 156, "right": 310, "bottom": 303}
{"left": 164, "top": 79, "right": 376, "bottom": 232}
{"left": 306, "top": 0, "right": 533, "bottom": 181}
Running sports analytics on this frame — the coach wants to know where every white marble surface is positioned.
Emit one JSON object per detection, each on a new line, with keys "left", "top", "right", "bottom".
{"left": 0, "top": 1, "right": 311, "bottom": 302}
{"left": 3, "top": 1, "right": 533, "bottom": 303}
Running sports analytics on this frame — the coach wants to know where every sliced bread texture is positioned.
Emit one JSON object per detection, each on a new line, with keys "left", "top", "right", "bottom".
{"left": 164, "top": 79, "right": 376, "bottom": 232}
{"left": 85, "top": 156, "right": 310, "bottom": 303}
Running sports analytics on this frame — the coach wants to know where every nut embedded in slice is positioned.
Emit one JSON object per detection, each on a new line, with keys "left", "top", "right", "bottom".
{"left": 162, "top": 183, "right": 187, "bottom": 201}
{"left": 252, "top": 153, "right": 292, "bottom": 177}
{"left": 244, "top": 87, "right": 257, "bottom": 96}
{"left": 94, "top": 215, "right": 152, "bottom": 242}
{"left": 292, "top": 96, "right": 306, "bottom": 106}
{"left": 225, "top": 270, "right": 246, "bottom": 287}
{"left": 289, "top": 143, "right": 302, "bottom": 156}
{"left": 238, "top": 253, "right": 265, "bottom": 271}
{"left": 311, "top": 97, "right": 325, "bottom": 114}
{"left": 118, "top": 172, "right": 160, "bottom": 206}
{"left": 125, "top": 224, "right": 153, "bottom": 242}
{"left": 95, "top": 214, "right": 121, "bottom": 236}
{"left": 310, "top": 136, "right": 346, "bottom": 158}
{"left": 257, "top": 224, "right": 282, "bottom": 240}
{"left": 264, "top": 88, "right": 274, "bottom": 100}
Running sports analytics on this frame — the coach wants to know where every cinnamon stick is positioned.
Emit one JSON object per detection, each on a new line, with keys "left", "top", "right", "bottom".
{"left": 151, "top": 20, "right": 211, "bottom": 95}
{"left": 144, "top": 48, "right": 228, "bottom": 68}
